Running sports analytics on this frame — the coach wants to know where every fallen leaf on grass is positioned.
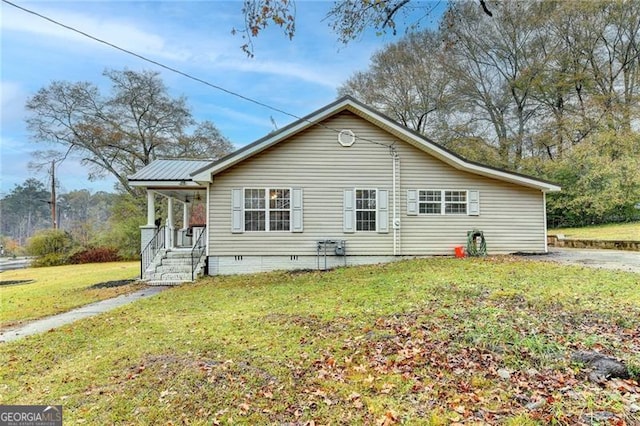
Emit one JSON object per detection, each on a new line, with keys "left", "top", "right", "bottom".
{"left": 380, "top": 383, "right": 395, "bottom": 394}
{"left": 377, "top": 410, "right": 398, "bottom": 425}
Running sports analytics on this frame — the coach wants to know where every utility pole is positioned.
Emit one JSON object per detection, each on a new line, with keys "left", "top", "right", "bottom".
{"left": 51, "top": 159, "right": 57, "bottom": 229}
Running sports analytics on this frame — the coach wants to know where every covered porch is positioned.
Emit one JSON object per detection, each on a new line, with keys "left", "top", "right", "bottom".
{"left": 128, "top": 159, "right": 212, "bottom": 283}
{"left": 140, "top": 186, "right": 207, "bottom": 252}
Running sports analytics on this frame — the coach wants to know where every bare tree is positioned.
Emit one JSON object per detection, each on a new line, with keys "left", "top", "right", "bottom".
{"left": 234, "top": 0, "right": 491, "bottom": 57}
{"left": 26, "top": 69, "right": 233, "bottom": 195}
{"left": 441, "top": 1, "right": 550, "bottom": 167}
{"left": 339, "top": 30, "right": 451, "bottom": 135}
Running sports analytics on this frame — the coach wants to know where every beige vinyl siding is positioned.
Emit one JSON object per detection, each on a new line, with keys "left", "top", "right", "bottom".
{"left": 396, "top": 141, "right": 546, "bottom": 254}
{"left": 208, "top": 111, "right": 396, "bottom": 256}
{"left": 208, "top": 111, "right": 547, "bottom": 257}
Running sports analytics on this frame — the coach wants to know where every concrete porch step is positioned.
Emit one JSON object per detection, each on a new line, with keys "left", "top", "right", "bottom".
{"left": 150, "top": 273, "right": 191, "bottom": 281}
{"left": 145, "top": 280, "right": 187, "bottom": 286}
{"left": 163, "top": 249, "right": 195, "bottom": 259}
{"left": 142, "top": 247, "right": 206, "bottom": 285}
{"left": 160, "top": 258, "right": 198, "bottom": 266}
{"left": 156, "top": 263, "right": 191, "bottom": 275}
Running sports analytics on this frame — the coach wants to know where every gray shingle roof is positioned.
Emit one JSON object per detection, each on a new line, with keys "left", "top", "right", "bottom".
{"left": 129, "top": 159, "right": 213, "bottom": 181}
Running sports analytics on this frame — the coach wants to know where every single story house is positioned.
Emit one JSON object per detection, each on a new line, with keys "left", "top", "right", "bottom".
{"left": 129, "top": 96, "right": 560, "bottom": 280}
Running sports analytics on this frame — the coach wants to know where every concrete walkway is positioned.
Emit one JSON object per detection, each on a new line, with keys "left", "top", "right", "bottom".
{"left": 0, "top": 286, "right": 168, "bottom": 343}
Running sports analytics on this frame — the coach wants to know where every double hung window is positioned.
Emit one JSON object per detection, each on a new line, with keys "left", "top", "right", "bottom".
{"left": 244, "top": 188, "right": 290, "bottom": 231}
{"left": 232, "top": 187, "right": 302, "bottom": 233}
{"left": 355, "top": 189, "right": 377, "bottom": 231}
{"left": 444, "top": 191, "right": 467, "bottom": 214}
{"left": 411, "top": 190, "right": 478, "bottom": 216}
{"left": 343, "top": 188, "right": 389, "bottom": 233}
{"left": 419, "top": 190, "right": 441, "bottom": 214}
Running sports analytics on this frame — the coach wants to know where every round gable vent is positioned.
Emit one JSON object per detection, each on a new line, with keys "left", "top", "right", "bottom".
{"left": 338, "top": 129, "right": 356, "bottom": 147}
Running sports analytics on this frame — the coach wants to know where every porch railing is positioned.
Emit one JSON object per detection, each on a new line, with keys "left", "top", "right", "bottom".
{"left": 141, "top": 226, "right": 165, "bottom": 279}
{"left": 191, "top": 226, "right": 206, "bottom": 281}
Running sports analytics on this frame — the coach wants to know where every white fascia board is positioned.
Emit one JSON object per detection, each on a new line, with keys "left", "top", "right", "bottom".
{"left": 456, "top": 162, "right": 561, "bottom": 192}
{"left": 129, "top": 180, "right": 203, "bottom": 188}
{"left": 361, "top": 109, "right": 561, "bottom": 193}
{"left": 190, "top": 97, "right": 560, "bottom": 193}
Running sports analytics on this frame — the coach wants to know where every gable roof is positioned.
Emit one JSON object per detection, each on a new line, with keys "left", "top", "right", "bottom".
{"left": 190, "top": 96, "right": 560, "bottom": 192}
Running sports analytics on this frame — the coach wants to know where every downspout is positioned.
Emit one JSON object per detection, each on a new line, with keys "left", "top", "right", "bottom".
{"left": 543, "top": 191, "right": 548, "bottom": 253}
{"left": 396, "top": 152, "right": 401, "bottom": 254}
{"left": 391, "top": 147, "right": 400, "bottom": 256}
{"left": 206, "top": 183, "right": 211, "bottom": 257}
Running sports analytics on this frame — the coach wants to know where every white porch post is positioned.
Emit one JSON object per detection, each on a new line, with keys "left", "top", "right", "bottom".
{"left": 181, "top": 201, "right": 191, "bottom": 248}
{"left": 140, "top": 189, "right": 158, "bottom": 255}
{"left": 183, "top": 202, "right": 190, "bottom": 229}
{"left": 166, "top": 197, "right": 174, "bottom": 249}
{"left": 146, "top": 190, "right": 155, "bottom": 226}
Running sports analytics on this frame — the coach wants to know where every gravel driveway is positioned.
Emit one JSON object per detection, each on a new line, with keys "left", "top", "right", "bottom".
{"left": 526, "top": 248, "right": 640, "bottom": 274}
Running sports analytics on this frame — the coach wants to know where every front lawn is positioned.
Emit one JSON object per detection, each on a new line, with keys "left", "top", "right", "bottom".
{"left": 0, "top": 261, "right": 142, "bottom": 329}
{"left": 1, "top": 257, "right": 639, "bottom": 424}
{"left": 552, "top": 221, "right": 640, "bottom": 241}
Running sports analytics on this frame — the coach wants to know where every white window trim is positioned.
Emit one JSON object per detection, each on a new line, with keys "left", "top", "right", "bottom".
{"left": 355, "top": 188, "right": 378, "bottom": 232}
{"left": 443, "top": 190, "right": 468, "bottom": 215}
{"left": 418, "top": 190, "right": 443, "bottom": 215}
{"left": 344, "top": 188, "right": 389, "bottom": 233}
{"left": 244, "top": 187, "right": 292, "bottom": 232}
{"left": 417, "top": 189, "right": 471, "bottom": 216}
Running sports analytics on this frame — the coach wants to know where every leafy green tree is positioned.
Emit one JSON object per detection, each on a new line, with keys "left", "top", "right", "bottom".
{"left": 95, "top": 193, "right": 145, "bottom": 259}
{"left": 0, "top": 179, "right": 51, "bottom": 245}
{"left": 26, "top": 229, "right": 75, "bottom": 266}
{"left": 57, "top": 190, "right": 118, "bottom": 246}
{"left": 544, "top": 131, "right": 640, "bottom": 227}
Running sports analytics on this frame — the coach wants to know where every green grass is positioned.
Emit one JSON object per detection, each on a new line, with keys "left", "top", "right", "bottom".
{"left": 1, "top": 257, "right": 639, "bottom": 424}
{"left": 552, "top": 221, "right": 640, "bottom": 240}
{"left": 0, "top": 262, "right": 142, "bottom": 328}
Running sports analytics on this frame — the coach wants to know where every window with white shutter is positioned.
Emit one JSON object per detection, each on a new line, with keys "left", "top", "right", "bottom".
{"left": 407, "top": 189, "right": 418, "bottom": 216}
{"left": 344, "top": 188, "right": 388, "bottom": 233}
{"left": 410, "top": 189, "right": 480, "bottom": 216}
{"left": 231, "top": 188, "right": 301, "bottom": 232}
{"left": 355, "top": 189, "right": 377, "bottom": 231}
{"left": 468, "top": 190, "right": 480, "bottom": 216}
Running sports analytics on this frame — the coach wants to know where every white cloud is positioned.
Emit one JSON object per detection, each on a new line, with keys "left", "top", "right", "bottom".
{"left": 215, "top": 57, "right": 344, "bottom": 89}
{"left": 0, "top": 134, "right": 33, "bottom": 194}
{"left": 213, "top": 105, "right": 272, "bottom": 129}
{"left": 0, "top": 81, "right": 28, "bottom": 128}
{"left": 0, "top": 1, "right": 392, "bottom": 194}
{"left": 1, "top": 2, "right": 372, "bottom": 91}
{"left": 1, "top": 3, "right": 190, "bottom": 62}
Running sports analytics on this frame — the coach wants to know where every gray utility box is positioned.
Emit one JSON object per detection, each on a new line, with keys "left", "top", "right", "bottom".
{"left": 316, "top": 239, "right": 347, "bottom": 270}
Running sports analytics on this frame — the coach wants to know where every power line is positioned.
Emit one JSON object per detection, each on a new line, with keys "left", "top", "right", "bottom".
{"left": 2, "top": 0, "right": 300, "bottom": 120}
{"left": 2, "top": 0, "right": 393, "bottom": 149}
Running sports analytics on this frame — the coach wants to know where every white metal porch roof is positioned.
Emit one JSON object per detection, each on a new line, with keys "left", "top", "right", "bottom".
{"left": 128, "top": 159, "right": 212, "bottom": 186}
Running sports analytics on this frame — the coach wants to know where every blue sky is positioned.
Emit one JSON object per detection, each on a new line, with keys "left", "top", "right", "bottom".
{"left": 1, "top": 1, "right": 444, "bottom": 195}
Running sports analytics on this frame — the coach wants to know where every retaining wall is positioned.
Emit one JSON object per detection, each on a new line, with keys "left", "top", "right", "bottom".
{"left": 547, "top": 235, "right": 640, "bottom": 251}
